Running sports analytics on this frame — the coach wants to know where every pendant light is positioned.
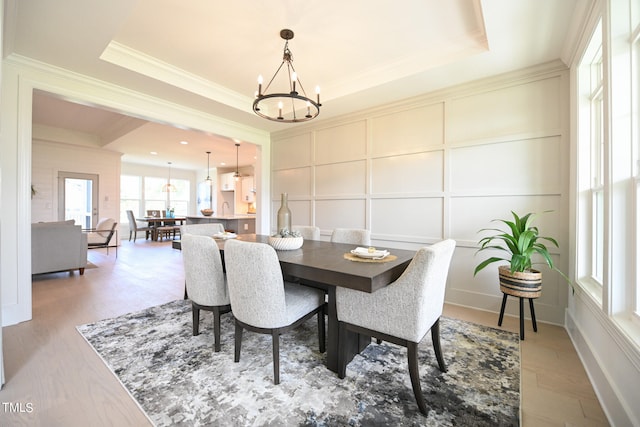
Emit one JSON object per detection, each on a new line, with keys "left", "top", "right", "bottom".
{"left": 233, "top": 143, "right": 240, "bottom": 181}
{"left": 205, "top": 151, "right": 212, "bottom": 186}
{"left": 162, "top": 162, "right": 176, "bottom": 192}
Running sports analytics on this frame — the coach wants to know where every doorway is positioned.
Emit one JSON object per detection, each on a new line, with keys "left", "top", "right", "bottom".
{"left": 57, "top": 172, "right": 99, "bottom": 228}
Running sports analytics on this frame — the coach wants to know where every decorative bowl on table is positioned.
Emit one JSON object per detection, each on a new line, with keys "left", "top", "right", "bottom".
{"left": 268, "top": 232, "right": 303, "bottom": 250}
{"left": 200, "top": 208, "right": 214, "bottom": 216}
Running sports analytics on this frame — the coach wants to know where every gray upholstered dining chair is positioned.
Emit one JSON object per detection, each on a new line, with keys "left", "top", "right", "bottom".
{"left": 181, "top": 233, "right": 231, "bottom": 352}
{"left": 292, "top": 225, "right": 321, "bottom": 240}
{"left": 335, "top": 239, "right": 456, "bottom": 416}
{"left": 330, "top": 228, "right": 371, "bottom": 245}
{"left": 126, "top": 210, "right": 150, "bottom": 242}
{"left": 180, "top": 223, "right": 225, "bottom": 237}
{"left": 224, "top": 239, "right": 326, "bottom": 384}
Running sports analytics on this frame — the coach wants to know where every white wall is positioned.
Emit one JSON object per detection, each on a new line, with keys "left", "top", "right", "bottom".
{"left": 271, "top": 62, "right": 570, "bottom": 325}
{"left": 32, "top": 139, "right": 122, "bottom": 226}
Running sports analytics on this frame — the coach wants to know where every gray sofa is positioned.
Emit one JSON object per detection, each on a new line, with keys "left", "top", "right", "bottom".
{"left": 32, "top": 220, "right": 88, "bottom": 275}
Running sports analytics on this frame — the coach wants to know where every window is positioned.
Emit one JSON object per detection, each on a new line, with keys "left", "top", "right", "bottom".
{"left": 144, "top": 177, "right": 167, "bottom": 214}
{"left": 576, "top": 1, "right": 640, "bottom": 328}
{"left": 577, "top": 19, "right": 605, "bottom": 299}
{"left": 121, "top": 175, "right": 142, "bottom": 225}
{"left": 121, "top": 174, "right": 191, "bottom": 223}
{"left": 633, "top": 17, "right": 640, "bottom": 317}
{"left": 169, "top": 178, "right": 190, "bottom": 216}
{"left": 590, "top": 48, "right": 605, "bottom": 285}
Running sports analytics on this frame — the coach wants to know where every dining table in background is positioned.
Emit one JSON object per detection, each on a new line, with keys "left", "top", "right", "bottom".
{"left": 140, "top": 216, "right": 187, "bottom": 241}
{"left": 214, "top": 234, "right": 416, "bottom": 373}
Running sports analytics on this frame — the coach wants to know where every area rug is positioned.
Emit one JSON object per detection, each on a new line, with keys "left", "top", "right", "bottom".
{"left": 77, "top": 300, "right": 520, "bottom": 426}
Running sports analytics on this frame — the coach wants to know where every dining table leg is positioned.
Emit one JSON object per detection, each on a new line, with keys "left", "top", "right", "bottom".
{"left": 325, "top": 286, "right": 370, "bottom": 373}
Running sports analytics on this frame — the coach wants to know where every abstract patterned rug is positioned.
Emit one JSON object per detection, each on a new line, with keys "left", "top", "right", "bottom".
{"left": 77, "top": 300, "right": 520, "bottom": 426}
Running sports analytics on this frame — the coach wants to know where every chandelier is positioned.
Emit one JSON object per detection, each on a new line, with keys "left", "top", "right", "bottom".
{"left": 253, "top": 29, "right": 321, "bottom": 123}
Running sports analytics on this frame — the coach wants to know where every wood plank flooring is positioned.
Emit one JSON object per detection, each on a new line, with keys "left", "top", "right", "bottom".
{"left": 0, "top": 239, "right": 609, "bottom": 426}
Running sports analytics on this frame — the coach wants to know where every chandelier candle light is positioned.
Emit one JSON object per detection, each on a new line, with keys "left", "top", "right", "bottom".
{"left": 253, "top": 29, "right": 321, "bottom": 123}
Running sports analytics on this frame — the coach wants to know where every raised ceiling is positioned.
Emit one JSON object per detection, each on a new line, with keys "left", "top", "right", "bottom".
{"left": 4, "top": 0, "right": 588, "bottom": 170}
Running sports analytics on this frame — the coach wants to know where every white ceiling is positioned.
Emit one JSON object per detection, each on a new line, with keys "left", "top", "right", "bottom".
{"left": 4, "top": 0, "right": 588, "bottom": 171}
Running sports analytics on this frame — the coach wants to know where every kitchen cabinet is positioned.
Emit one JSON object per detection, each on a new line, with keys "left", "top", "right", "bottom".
{"left": 220, "top": 172, "right": 236, "bottom": 191}
{"left": 186, "top": 215, "right": 255, "bottom": 234}
{"left": 241, "top": 176, "right": 255, "bottom": 203}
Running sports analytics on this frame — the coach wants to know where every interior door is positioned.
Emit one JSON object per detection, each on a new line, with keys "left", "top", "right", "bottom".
{"left": 58, "top": 172, "right": 99, "bottom": 228}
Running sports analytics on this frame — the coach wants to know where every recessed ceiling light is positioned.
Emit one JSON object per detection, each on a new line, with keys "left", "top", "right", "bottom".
{"left": 233, "top": 138, "right": 241, "bottom": 143}
{"left": 220, "top": 162, "right": 226, "bottom": 166}
{"left": 180, "top": 140, "right": 189, "bottom": 145}
{"left": 150, "top": 151, "right": 158, "bottom": 155}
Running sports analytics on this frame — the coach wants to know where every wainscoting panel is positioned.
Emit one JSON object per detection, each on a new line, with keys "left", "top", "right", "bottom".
{"left": 370, "top": 103, "right": 444, "bottom": 157}
{"left": 446, "top": 76, "right": 562, "bottom": 143}
{"left": 315, "top": 161, "right": 366, "bottom": 196}
{"left": 315, "top": 199, "right": 367, "bottom": 231}
{"left": 272, "top": 167, "right": 312, "bottom": 197}
{"left": 450, "top": 136, "right": 562, "bottom": 194}
{"left": 371, "top": 151, "right": 443, "bottom": 195}
{"left": 371, "top": 197, "right": 443, "bottom": 241}
{"left": 449, "top": 195, "right": 563, "bottom": 246}
{"left": 315, "top": 121, "right": 367, "bottom": 165}
{"left": 271, "top": 133, "right": 312, "bottom": 170}
{"left": 286, "top": 200, "right": 313, "bottom": 229}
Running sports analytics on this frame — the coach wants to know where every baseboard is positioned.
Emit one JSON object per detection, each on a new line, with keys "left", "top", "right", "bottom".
{"left": 565, "top": 309, "right": 635, "bottom": 426}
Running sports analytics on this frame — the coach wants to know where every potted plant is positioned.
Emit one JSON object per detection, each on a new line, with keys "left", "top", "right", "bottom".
{"left": 473, "top": 211, "right": 569, "bottom": 297}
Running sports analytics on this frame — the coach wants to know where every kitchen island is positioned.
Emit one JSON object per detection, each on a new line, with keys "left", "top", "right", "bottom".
{"left": 186, "top": 215, "right": 256, "bottom": 234}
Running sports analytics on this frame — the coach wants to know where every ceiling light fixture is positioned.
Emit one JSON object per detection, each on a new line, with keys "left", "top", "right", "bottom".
{"left": 253, "top": 29, "right": 321, "bottom": 123}
{"left": 205, "top": 151, "right": 212, "bottom": 186}
{"left": 162, "top": 161, "right": 177, "bottom": 193}
{"left": 233, "top": 143, "right": 241, "bottom": 181}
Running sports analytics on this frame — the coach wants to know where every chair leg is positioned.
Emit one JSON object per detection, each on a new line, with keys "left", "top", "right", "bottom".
{"left": 318, "top": 305, "right": 326, "bottom": 353}
{"left": 272, "top": 331, "right": 280, "bottom": 385}
{"left": 430, "top": 318, "right": 447, "bottom": 372}
{"left": 129, "top": 230, "right": 132, "bottom": 241}
{"left": 213, "top": 308, "right": 222, "bottom": 352}
{"left": 192, "top": 305, "right": 200, "bottom": 336}
{"left": 407, "top": 341, "right": 428, "bottom": 416}
{"left": 234, "top": 322, "right": 243, "bottom": 363}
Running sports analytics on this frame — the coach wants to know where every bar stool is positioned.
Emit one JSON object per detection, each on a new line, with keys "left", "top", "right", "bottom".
{"left": 498, "top": 293, "right": 537, "bottom": 340}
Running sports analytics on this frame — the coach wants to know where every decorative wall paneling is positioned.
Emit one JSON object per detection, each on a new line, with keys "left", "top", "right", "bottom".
{"left": 271, "top": 65, "right": 569, "bottom": 324}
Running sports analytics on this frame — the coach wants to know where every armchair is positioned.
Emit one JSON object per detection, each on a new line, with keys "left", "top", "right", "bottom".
{"left": 85, "top": 218, "right": 118, "bottom": 257}
{"left": 336, "top": 239, "right": 456, "bottom": 415}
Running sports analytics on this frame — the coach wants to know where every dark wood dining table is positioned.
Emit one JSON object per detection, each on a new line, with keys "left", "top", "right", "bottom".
{"left": 214, "top": 234, "right": 416, "bottom": 373}
{"left": 140, "top": 216, "right": 186, "bottom": 241}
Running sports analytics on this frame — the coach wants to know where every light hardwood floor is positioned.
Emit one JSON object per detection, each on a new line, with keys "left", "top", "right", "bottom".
{"left": 0, "top": 239, "right": 609, "bottom": 426}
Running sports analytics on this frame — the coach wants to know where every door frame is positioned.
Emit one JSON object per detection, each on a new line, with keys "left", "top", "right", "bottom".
{"left": 57, "top": 172, "right": 99, "bottom": 228}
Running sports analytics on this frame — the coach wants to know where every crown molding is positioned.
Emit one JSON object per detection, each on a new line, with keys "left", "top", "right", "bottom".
{"left": 100, "top": 41, "right": 252, "bottom": 113}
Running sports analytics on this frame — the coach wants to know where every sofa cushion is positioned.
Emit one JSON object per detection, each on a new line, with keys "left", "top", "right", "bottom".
{"left": 34, "top": 219, "right": 75, "bottom": 227}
